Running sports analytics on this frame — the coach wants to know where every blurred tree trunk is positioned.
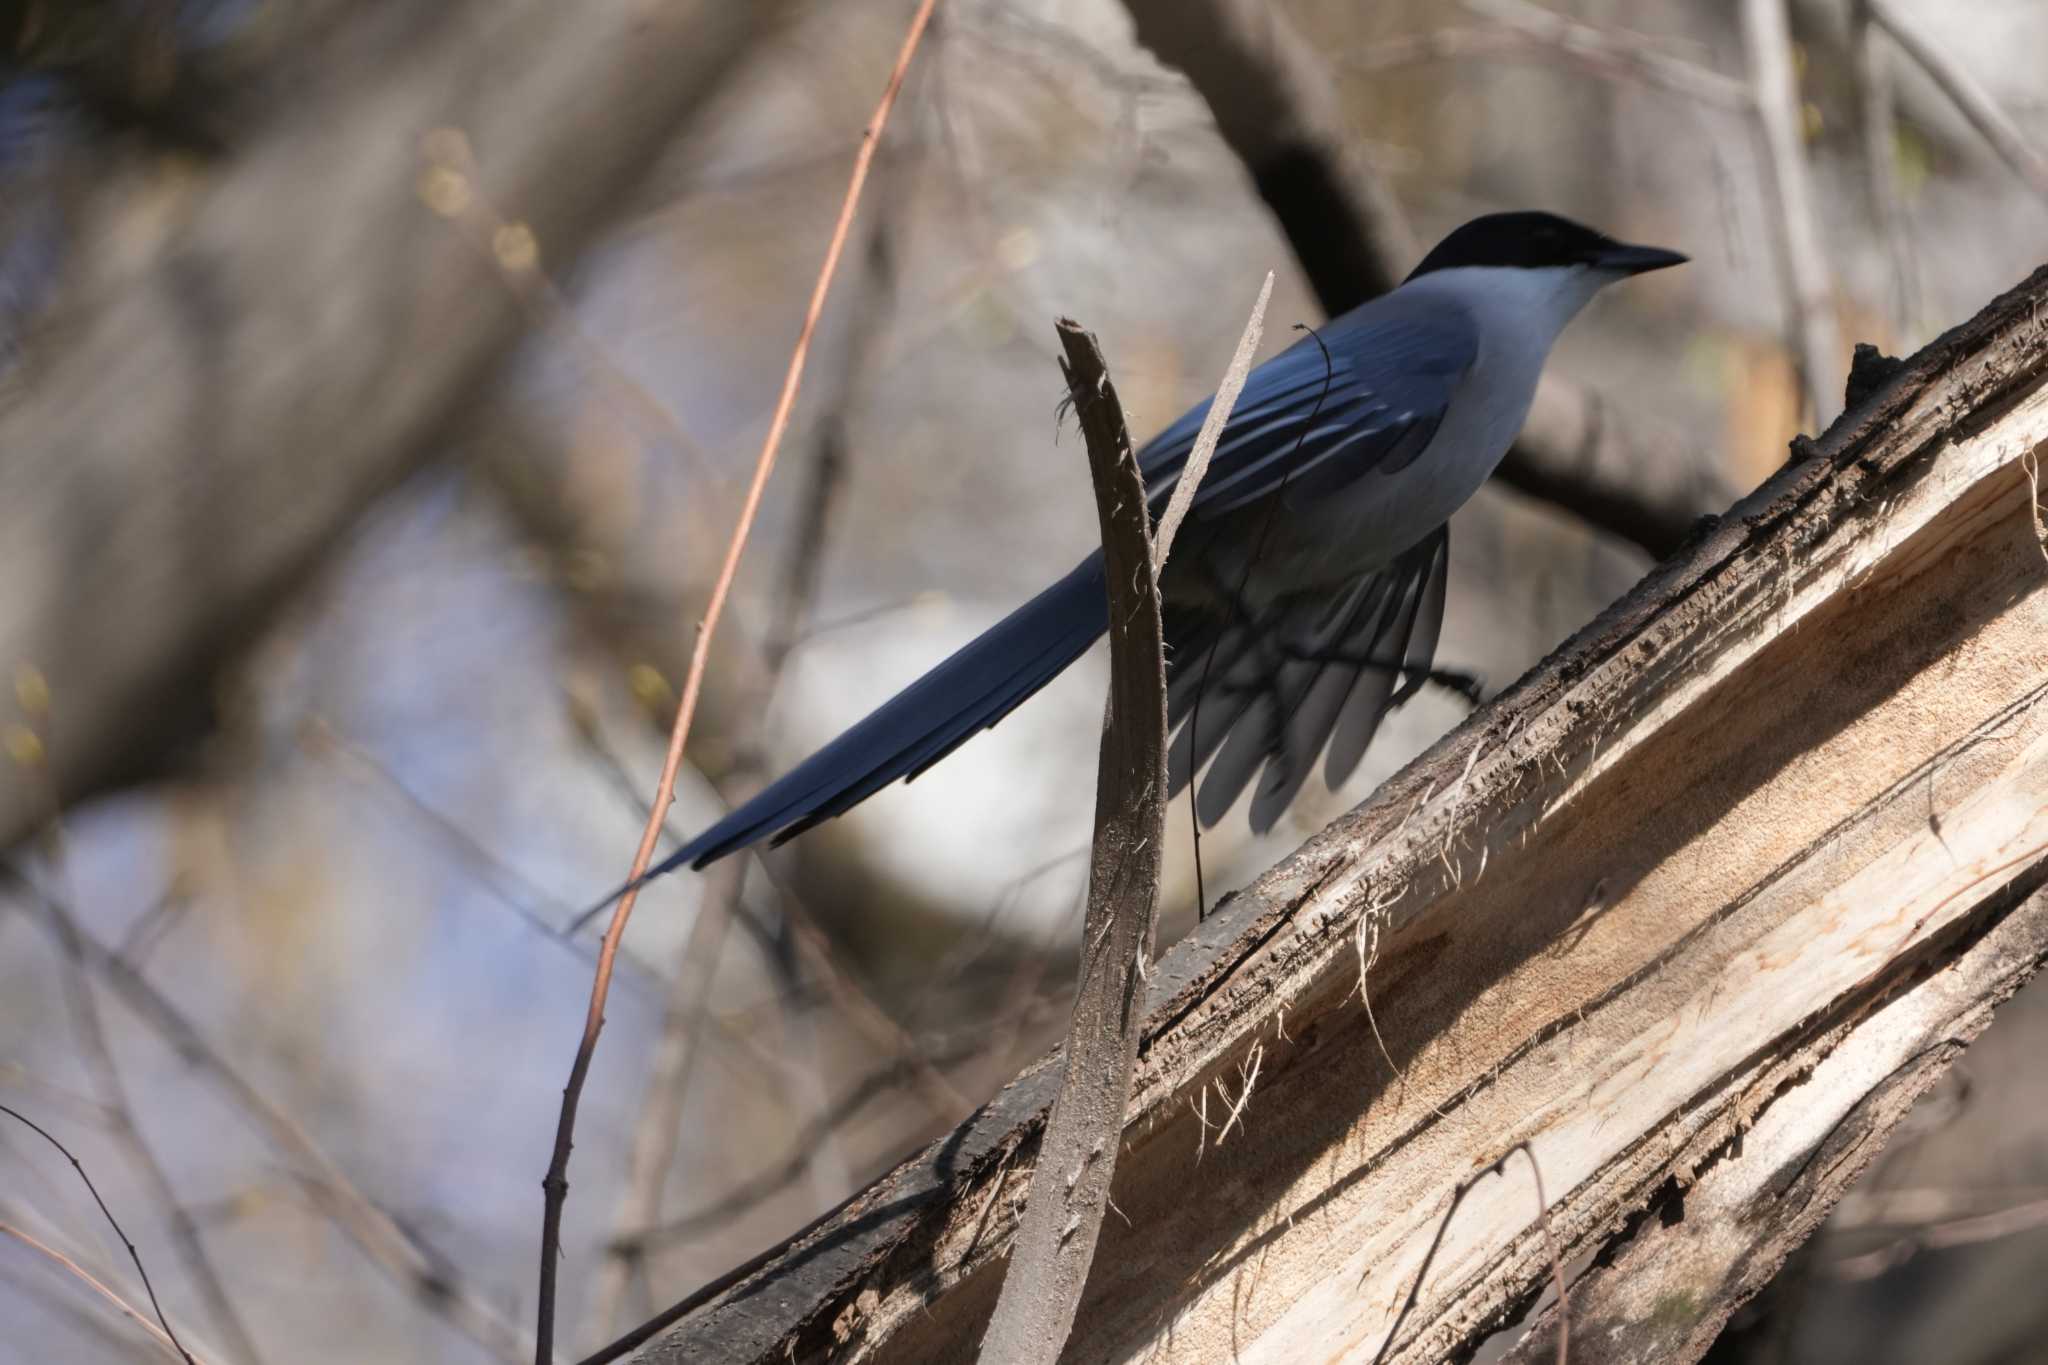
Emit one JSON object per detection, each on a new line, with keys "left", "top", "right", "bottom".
{"left": 600, "top": 265, "right": 2048, "bottom": 1364}
{"left": 0, "top": 0, "right": 787, "bottom": 854}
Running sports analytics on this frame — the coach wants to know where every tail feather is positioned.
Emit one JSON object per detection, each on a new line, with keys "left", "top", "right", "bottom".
{"left": 649, "top": 555, "right": 1109, "bottom": 875}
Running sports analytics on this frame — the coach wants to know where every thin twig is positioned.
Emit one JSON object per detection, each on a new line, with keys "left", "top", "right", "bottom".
{"left": 1852, "top": 1, "right": 1920, "bottom": 344}
{"left": 1741, "top": 0, "right": 1845, "bottom": 424}
{"left": 40, "top": 899, "right": 264, "bottom": 1364}
{"left": 588, "top": 173, "right": 910, "bottom": 1335}
{"left": 587, "top": 216, "right": 901, "bottom": 1339}
{"left": 0, "top": 1104, "right": 198, "bottom": 1363}
{"left": 1464, "top": 0, "right": 1747, "bottom": 110}
{"left": 311, "top": 719, "right": 676, "bottom": 1002}
{"left": 6, "top": 688, "right": 253, "bottom": 1363}
{"left": 532, "top": 2, "right": 942, "bottom": 1358}
{"left": 7, "top": 710, "right": 248, "bottom": 1362}
{"left": 1171, "top": 272, "right": 1274, "bottom": 919}
{"left": 1153, "top": 271, "right": 1272, "bottom": 568}
{"left": 1867, "top": 0, "right": 2048, "bottom": 208}
{"left": 0, "top": 1218, "right": 202, "bottom": 1363}
{"left": 581, "top": 858, "right": 745, "bottom": 1343}
{"left": 780, "top": 904, "right": 974, "bottom": 1116}
{"left": 611, "top": 1027, "right": 1007, "bottom": 1261}
{"left": 558, "top": 710, "right": 780, "bottom": 959}
{"left": 0, "top": 1063, "right": 111, "bottom": 1129}
{"left": 568, "top": 1029, "right": 1033, "bottom": 1365}
{"left": 0, "top": 1256, "right": 152, "bottom": 1359}
{"left": 1826, "top": 1193, "right": 2048, "bottom": 1280}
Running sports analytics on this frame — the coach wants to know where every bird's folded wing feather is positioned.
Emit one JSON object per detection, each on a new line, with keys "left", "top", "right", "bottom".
{"left": 1139, "top": 294, "right": 1478, "bottom": 517}
{"left": 624, "top": 295, "right": 1476, "bottom": 878}
{"left": 1163, "top": 527, "right": 1449, "bottom": 833}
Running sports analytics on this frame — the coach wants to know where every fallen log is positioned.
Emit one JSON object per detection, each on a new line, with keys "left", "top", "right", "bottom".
{"left": 604, "top": 262, "right": 2048, "bottom": 1365}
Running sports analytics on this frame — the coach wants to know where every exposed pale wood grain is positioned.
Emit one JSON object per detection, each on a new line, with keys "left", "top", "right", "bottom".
{"left": 618, "top": 267, "right": 2048, "bottom": 1365}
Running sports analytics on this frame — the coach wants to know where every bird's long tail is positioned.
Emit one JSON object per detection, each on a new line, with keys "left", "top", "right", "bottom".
{"left": 588, "top": 553, "right": 1110, "bottom": 912}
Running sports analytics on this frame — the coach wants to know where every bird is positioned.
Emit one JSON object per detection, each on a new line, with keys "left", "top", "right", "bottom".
{"left": 621, "top": 211, "right": 1684, "bottom": 891}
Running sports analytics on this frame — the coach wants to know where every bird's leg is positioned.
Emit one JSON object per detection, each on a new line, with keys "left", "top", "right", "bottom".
{"left": 1272, "top": 639, "right": 1486, "bottom": 710}
{"left": 1397, "top": 665, "right": 1485, "bottom": 709}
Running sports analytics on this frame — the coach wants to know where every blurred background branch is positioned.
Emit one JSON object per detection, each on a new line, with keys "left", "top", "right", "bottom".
{"left": 1743, "top": 0, "right": 1847, "bottom": 423}
{"left": 0, "top": 0, "right": 788, "bottom": 856}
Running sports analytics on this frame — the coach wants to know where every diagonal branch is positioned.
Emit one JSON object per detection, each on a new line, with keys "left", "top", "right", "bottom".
{"left": 0, "top": 1104, "right": 201, "bottom": 1364}
{"left": 40, "top": 891, "right": 263, "bottom": 1364}
{"left": 1742, "top": 0, "right": 1847, "bottom": 425}
{"left": 0, "top": 1216, "right": 202, "bottom": 1364}
{"left": 977, "top": 318, "right": 1172, "bottom": 1362}
{"left": 1342, "top": 2, "right": 1751, "bottom": 114}
{"left": 1153, "top": 272, "right": 1273, "bottom": 568}
{"left": 0, "top": 871, "right": 532, "bottom": 1363}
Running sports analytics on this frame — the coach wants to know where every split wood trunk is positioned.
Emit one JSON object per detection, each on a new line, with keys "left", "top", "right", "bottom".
{"left": 620, "top": 264, "right": 2048, "bottom": 1365}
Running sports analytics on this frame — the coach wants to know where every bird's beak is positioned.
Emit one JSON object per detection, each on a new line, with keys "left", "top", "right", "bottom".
{"left": 1595, "top": 242, "right": 1689, "bottom": 275}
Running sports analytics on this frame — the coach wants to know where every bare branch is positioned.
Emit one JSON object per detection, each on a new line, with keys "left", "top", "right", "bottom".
{"left": 583, "top": 278, "right": 895, "bottom": 1329}
{"left": 0, "top": 1104, "right": 200, "bottom": 1363}
{"left": 533, "top": 3, "right": 942, "bottom": 1358}
{"left": 1853, "top": 0, "right": 1923, "bottom": 343}
{"left": 0, "top": 1218, "right": 201, "bottom": 1364}
{"left": 1463, "top": 0, "right": 1750, "bottom": 112}
{"left": 39, "top": 891, "right": 263, "bottom": 1364}
{"left": 0, "top": 1256, "right": 156, "bottom": 1361}
{"left": 608, "top": 1028, "right": 1019, "bottom": 1268}
{"left": 978, "top": 318, "right": 1172, "bottom": 1364}
{"left": 1514, "top": 381, "right": 1743, "bottom": 553}
{"left": 581, "top": 857, "right": 746, "bottom": 1345}
{"left": 1741, "top": 0, "right": 1847, "bottom": 423}
{"left": 1121, "top": 0, "right": 1414, "bottom": 300}
{"left": 1153, "top": 272, "right": 1273, "bottom": 569}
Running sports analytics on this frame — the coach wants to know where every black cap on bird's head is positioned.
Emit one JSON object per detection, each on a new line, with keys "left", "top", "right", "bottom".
{"left": 1405, "top": 211, "right": 1687, "bottom": 282}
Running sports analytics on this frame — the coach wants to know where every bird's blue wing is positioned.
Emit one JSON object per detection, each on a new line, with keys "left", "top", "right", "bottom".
{"left": 577, "top": 294, "right": 1479, "bottom": 908}
{"left": 1163, "top": 528, "right": 1449, "bottom": 831}
{"left": 1138, "top": 293, "right": 1478, "bottom": 516}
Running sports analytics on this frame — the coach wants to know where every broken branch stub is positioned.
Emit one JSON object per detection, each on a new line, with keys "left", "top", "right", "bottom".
{"left": 977, "top": 320, "right": 1170, "bottom": 1363}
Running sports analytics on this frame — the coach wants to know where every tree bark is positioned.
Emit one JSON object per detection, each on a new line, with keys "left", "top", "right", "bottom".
{"left": 978, "top": 319, "right": 1170, "bottom": 1365}
{"left": 599, "top": 262, "right": 2048, "bottom": 1364}
{"left": 0, "top": 0, "right": 785, "bottom": 853}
